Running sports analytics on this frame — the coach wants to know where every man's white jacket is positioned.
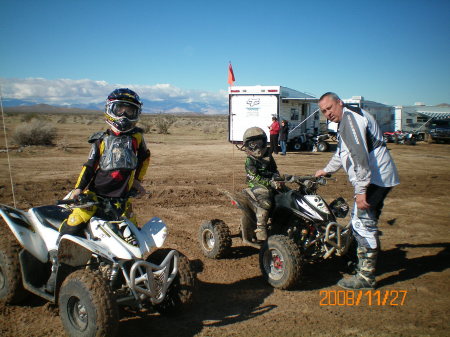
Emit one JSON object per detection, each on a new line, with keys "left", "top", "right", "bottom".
{"left": 324, "top": 106, "right": 399, "bottom": 194}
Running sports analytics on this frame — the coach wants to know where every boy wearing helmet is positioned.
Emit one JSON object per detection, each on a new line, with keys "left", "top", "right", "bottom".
{"left": 46, "top": 88, "right": 150, "bottom": 293}
{"left": 59, "top": 88, "right": 151, "bottom": 237}
{"left": 243, "top": 127, "right": 280, "bottom": 241}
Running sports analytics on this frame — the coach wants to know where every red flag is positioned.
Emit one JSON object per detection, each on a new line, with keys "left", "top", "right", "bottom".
{"left": 228, "top": 63, "right": 235, "bottom": 86}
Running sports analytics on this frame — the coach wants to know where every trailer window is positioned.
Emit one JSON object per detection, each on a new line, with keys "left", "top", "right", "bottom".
{"left": 416, "top": 116, "right": 428, "bottom": 123}
{"left": 291, "top": 108, "right": 299, "bottom": 120}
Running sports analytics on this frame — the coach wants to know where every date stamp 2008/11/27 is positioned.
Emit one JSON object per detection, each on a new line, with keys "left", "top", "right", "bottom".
{"left": 319, "top": 290, "right": 408, "bottom": 306}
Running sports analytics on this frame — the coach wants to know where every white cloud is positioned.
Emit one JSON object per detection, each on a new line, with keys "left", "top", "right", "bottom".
{"left": 0, "top": 77, "right": 228, "bottom": 110}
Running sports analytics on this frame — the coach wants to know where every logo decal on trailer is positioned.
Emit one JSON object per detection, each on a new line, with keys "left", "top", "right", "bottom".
{"left": 246, "top": 98, "right": 260, "bottom": 107}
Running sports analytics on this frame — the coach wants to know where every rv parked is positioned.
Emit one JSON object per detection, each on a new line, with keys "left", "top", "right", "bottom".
{"left": 228, "top": 85, "right": 324, "bottom": 150}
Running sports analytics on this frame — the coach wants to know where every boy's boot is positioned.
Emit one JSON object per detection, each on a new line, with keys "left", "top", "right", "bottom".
{"left": 337, "top": 246, "right": 377, "bottom": 290}
{"left": 255, "top": 223, "right": 268, "bottom": 241}
{"left": 45, "top": 250, "right": 59, "bottom": 293}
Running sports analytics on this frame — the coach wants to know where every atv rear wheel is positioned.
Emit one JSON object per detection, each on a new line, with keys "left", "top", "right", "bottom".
{"left": 317, "top": 141, "right": 329, "bottom": 152}
{"left": 259, "top": 235, "right": 303, "bottom": 290}
{"left": 151, "top": 250, "right": 196, "bottom": 315}
{"left": 58, "top": 269, "right": 119, "bottom": 337}
{"left": 0, "top": 222, "right": 28, "bottom": 304}
{"left": 198, "top": 219, "right": 232, "bottom": 259}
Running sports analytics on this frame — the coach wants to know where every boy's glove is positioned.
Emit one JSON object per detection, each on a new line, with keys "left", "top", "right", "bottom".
{"left": 70, "top": 188, "right": 82, "bottom": 200}
{"left": 270, "top": 180, "right": 281, "bottom": 190}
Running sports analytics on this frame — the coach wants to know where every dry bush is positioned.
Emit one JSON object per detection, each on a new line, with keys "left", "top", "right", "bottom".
{"left": 21, "top": 113, "right": 42, "bottom": 122}
{"left": 155, "top": 114, "right": 176, "bottom": 134}
{"left": 57, "top": 116, "right": 67, "bottom": 124}
{"left": 138, "top": 121, "right": 151, "bottom": 134}
{"left": 12, "top": 119, "right": 57, "bottom": 146}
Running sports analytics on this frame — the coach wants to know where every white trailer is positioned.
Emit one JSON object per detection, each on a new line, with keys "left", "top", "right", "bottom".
{"left": 325, "top": 96, "right": 395, "bottom": 134}
{"left": 228, "top": 85, "right": 319, "bottom": 144}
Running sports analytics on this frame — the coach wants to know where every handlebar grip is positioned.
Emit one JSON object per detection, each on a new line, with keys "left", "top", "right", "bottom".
{"left": 57, "top": 199, "right": 77, "bottom": 205}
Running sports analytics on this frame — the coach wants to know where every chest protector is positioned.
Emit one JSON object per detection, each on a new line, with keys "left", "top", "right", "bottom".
{"left": 99, "top": 134, "right": 138, "bottom": 171}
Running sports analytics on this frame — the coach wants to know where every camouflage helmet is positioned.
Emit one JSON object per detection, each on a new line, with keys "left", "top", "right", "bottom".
{"left": 243, "top": 127, "right": 267, "bottom": 144}
{"left": 243, "top": 127, "right": 267, "bottom": 158}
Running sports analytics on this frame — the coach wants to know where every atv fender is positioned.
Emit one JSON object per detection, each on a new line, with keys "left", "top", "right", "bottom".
{"left": 139, "top": 217, "right": 168, "bottom": 250}
{"left": 0, "top": 204, "right": 48, "bottom": 263}
{"left": 58, "top": 235, "right": 115, "bottom": 266}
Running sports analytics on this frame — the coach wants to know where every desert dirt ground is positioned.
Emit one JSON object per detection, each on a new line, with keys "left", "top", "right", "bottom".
{"left": 0, "top": 113, "right": 449, "bottom": 337}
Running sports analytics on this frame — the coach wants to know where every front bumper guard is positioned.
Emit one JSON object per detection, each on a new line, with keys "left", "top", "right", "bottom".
{"left": 129, "top": 249, "right": 179, "bottom": 305}
{"left": 323, "top": 222, "right": 352, "bottom": 259}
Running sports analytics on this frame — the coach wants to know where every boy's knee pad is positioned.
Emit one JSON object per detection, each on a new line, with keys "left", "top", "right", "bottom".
{"left": 67, "top": 207, "right": 96, "bottom": 227}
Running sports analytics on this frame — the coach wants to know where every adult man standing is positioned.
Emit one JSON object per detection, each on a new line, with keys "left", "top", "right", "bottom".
{"left": 268, "top": 116, "right": 280, "bottom": 155}
{"left": 315, "top": 92, "right": 399, "bottom": 290}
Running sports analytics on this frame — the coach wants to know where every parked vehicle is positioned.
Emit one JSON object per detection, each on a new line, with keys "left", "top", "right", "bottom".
{"left": 427, "top": 119, "right": 450, "bottom": 143}
{"left": 198, "top": 175, "right": 354, "bottom": 290}
{"left": 383, "top": 131, "right": 417, "bottom": 145}
{"left": 228, "top": 85, "right": 319, "bottom": 145}
{"left": 0, "top": 191, "right": 195, "bottom": 337}
{"left": 290, "top": 133, "right": 330, "bottom": 152}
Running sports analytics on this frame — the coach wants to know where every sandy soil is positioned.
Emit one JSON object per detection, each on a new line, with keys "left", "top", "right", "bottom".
{"left": 0, "top": 114, "right": 449, "bottom": 337}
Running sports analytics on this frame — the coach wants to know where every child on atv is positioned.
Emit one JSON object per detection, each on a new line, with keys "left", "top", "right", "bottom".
{"left": 243, "top": 127, "right": 281, "bottom": 241}
{"left": 46, "top": 88, "right": 151, "bottom": 292}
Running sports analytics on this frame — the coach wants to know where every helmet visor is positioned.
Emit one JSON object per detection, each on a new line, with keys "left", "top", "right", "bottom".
{"left": 110, "top": 102, "right": 140, "bottom": 120}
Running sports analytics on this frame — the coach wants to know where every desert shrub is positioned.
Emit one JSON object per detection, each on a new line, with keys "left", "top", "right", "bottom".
{"left": 138, "top": 121, "right": 151, "bottom": 134}
{"left": 57, "top": 116, "right": 67, "bottom": 124}
{"left": 155, "top": 114, "right": 176, "bottom": 134}
{"left": 12, "top": 119, "right": 57, "bottom": 146}
{"left": 21, "top": 113, "right": 41, "bottom": 122}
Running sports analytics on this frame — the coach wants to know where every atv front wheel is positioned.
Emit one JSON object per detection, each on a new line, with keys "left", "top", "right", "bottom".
{"left": 259, "top": 235, "right": 303, "bottom": 290}
{"left": 151, "top": 250, "right": 196, "bottom": 315}
{"left": 0, "top": 222, "right": 28, "bottom": 304}
{"left": 198, "top": 219, "right": 231, "bottom": 259}
{"left": 58, "top": 269, "right": 119, "bottom": 337}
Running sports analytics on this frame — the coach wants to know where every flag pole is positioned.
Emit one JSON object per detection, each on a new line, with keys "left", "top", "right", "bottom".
{"left": 228, "top": 62, "right": 236, "bottom": 191}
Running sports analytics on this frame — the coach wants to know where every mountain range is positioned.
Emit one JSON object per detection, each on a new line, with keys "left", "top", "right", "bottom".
{"left": 2, "top": 97, "right": 228, "bottom": 115}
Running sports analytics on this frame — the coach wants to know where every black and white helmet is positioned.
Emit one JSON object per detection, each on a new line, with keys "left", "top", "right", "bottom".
{"left": 104, "top": 88, "right": 142, "bottom": 133}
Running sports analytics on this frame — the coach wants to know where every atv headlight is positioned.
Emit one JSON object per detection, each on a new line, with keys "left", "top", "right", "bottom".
{"left": 329, "top": 197, "right": 349, "bottom": 218}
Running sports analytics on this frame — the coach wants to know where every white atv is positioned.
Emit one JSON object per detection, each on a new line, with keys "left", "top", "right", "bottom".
{"left": 0, "top": 192, "right": 195, "bottom": 337}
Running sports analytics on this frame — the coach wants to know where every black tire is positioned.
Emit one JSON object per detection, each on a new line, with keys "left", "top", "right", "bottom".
{"left": 58, "top": 269, "right": 119, "bottom": 337}
{"left": 198, "top": 219, "right": 232, "bottom": 259}
{"left": 0, "top": 222, "right": 28, "bottom": 304}
{"left": 259, "top": 235, "right": 303, "bottom": 290}
{"left": 152, "top": 251, "right": 196, "bottom": 315}
{"left": 293, "top": 142, "right": 302, "bottom": 151}
{"left": 317, "top": 141, "right": 329, "bottom": 152}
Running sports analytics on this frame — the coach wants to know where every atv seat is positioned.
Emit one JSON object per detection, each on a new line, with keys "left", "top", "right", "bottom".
{"left": 32, "top": 205, "right": 71, "bottom": 230}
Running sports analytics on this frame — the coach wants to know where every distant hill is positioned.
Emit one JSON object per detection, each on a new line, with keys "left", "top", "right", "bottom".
{"left": 2, "top": 97, "right": 228, "bottom": 115}
{"left": 4, "top": 104, "right": 100, "bottom": 114}
{"left": 436, "top": 103, "right": 450, "bottom": 107}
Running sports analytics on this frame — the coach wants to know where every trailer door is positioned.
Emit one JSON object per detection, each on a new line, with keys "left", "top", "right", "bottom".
{"left": 229, "top": 94, "right": 278, "bottom": 142}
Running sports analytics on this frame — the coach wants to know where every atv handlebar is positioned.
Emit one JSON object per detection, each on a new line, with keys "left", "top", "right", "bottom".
{"left": 57, "top": 188, "right": 141, "bottom": 207}
{"left": 285, "top": 174, "right": 334, "bottom": 187}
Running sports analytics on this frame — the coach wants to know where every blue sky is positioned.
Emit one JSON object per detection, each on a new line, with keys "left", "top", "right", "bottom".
{"left": 1, "top": 0, "right": 449, "bottom": 108}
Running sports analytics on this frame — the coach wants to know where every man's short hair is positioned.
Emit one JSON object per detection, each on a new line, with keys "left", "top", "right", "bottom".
{"left": 319, "top": 92, "right": 341, "bottom": 102}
